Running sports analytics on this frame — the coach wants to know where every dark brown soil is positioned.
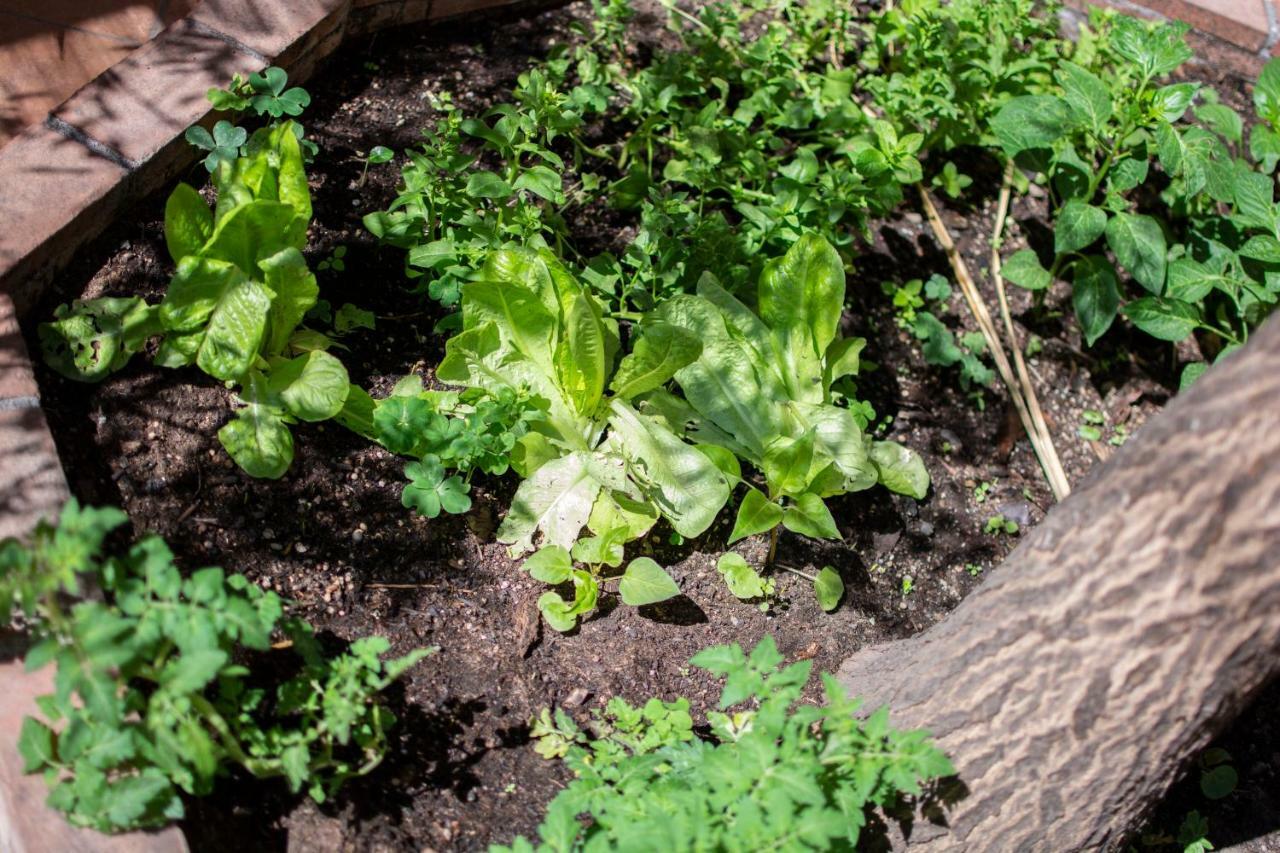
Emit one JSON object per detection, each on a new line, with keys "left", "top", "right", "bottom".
{"left": 19, "top": 2, "right": 1277, "bottom": 850}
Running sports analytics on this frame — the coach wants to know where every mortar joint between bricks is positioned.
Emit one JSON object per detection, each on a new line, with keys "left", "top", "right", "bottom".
{"left": 43, "top": 115, "right": 138, "bottom": 172}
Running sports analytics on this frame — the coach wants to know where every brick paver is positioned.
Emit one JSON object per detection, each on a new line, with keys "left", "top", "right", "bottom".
{"left": 0, "top": 1, "right": 198, "bottom": 148}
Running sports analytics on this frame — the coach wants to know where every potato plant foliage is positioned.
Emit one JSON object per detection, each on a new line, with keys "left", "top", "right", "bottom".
{"left": 867, "top": 1, "right": 1279, "bottom": 380}
{"left": 498, "top": 637, "right": 953, "bottom": 851}
{"left": 0, "top": 502, "right": 428, "bottom": 832}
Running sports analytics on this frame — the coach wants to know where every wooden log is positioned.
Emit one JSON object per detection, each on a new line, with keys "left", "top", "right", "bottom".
{"left": 838, "top": 315, "right": 1280, "bottom": 851}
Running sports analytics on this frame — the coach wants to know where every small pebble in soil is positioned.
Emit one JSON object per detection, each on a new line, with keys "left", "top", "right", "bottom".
{"left": 352, "top": 529, "right": 364, "bottom": 543}
{"left": 919, "top": 521, "right": 935, "bottom": 536}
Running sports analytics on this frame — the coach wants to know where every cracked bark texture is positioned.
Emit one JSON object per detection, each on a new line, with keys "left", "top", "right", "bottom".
{"left": 838, "top": 315, "right": 1280, "bottom": 851}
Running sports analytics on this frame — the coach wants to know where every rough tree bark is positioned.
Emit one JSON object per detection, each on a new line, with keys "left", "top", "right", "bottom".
{"left": 838, "top": 315, "right": 1280, "bottom": 851}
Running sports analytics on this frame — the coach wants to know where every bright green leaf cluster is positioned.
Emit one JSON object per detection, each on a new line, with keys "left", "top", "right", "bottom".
{"left": 42, "top": 79, "right": 356, "bottom": 479}
{"left": 1, "top": 501, "right": 428, "bottom": 833}
{"left": 499, "top": 637, "right": 953, "bottom": 852}
{"left": 654, "top": 235, "right": 930, "bottom": 565}
{"left": 438, "top": 246, "right": 731, "bottom": 568}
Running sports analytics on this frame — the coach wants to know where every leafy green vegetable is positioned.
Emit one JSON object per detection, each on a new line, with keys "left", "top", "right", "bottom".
{"left": 42, "top": 80, "right": 354, "bottom": 479}
{"left": 502, "top": 637, "right": 953, "bottom": 852}
{"left": 0, "top": 501, "right": 428, "bottom": 833}
{"left": 657, "top": 235, "right": 929, "bottom": 602}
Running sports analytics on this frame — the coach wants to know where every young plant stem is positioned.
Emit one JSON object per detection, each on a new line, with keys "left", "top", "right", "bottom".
{"left": 774, "top": 562, "right": 817, "bottom": 582}
{"left": 989, "top": 162, "right": 1072, "bottom": 500}
{"left": 766, "top": 525, "right": 780, "bottom": 567}
{"left": 916, "top": 182, "right": 1070, "bottom": 501}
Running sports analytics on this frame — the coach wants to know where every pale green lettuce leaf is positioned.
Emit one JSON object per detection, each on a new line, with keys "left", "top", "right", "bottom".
{"left": 607, "top": 401, "right": 730, "bottom": 539}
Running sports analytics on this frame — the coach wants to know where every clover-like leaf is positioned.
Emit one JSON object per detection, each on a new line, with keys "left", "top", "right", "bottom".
{"left": 401, "top": 458, "right": 472, "bottom": 518}
{"left": 185, "top": 120, "right": 247, "bottom": 172}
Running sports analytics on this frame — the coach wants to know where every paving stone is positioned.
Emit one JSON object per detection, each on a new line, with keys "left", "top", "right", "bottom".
{"left": 0, "top": 658, "right": 188, "bottom": 852}
{"left": 0, "top": 124, "right": 128, "bottom": 315}
{"left": 50, "top": 18, "right": 261, "bottom": 170}
{"left": 0, "top": 406, "right": 66, "bottom": 542}
{"left": 189, "top": 0, "right": 352, "bottom": 79}
{"left": 0, "top": 294, "right": 38, "bottom": 403}
{"left": 1141, "top": 0, "right": 1270, "bottom": 52}
{"left": 0, "top": 1, "right": 198, "bottom": 147}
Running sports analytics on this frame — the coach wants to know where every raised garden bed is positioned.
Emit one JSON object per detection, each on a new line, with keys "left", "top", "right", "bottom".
{"left": 4, "top": 0, "right": 1280, "bottom": 849}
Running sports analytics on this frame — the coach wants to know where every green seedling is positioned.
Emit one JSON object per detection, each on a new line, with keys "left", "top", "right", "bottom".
{"left": 2, "top": 501, "right": 428, "bottom": 833}
{"left": 505, "top": 637, "right": 953, "bottom": 852}
{"left": 985, "top": 514, "right": 1020, "bottom": 535}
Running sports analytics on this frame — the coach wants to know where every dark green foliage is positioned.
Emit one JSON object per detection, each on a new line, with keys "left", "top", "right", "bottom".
{"left": 0, "top": 501, "right": 428, "bottom": 833}
{"left": 497, "top": 637, "right": 953, "bottom": 851}
{"left": 371, "top": 379, "right": 539, "bottom": 518}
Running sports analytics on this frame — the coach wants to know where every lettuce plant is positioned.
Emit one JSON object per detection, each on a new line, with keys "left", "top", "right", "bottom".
{"left": 42, "top": 116, "right": 358, "bottom": 478}
{"left": 653, "top": 235, "right": 929, "bottom": 568}
{"left": 436, "top": 246, "right": 733, "bottom": 626}
{"left": 0, "top": 501, "right": 428, "bottom": 833}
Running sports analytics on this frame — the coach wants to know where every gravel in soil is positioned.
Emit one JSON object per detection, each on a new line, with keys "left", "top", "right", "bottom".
{"left": 19, "top": 2, "right": 1275, "bottom": 850}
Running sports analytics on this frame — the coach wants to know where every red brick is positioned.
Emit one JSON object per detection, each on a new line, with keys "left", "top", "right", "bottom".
{"left": 0, "top": 407, "right": 65, "bottom": 541}
{"left": 1141, "top": 0, "right": 1269, "bottom": 52}
{"left": 188, "top": 0, "right": 352, "bottom": 79}
{"left": 0, "top": 125, "right": 128, "bottom": 315}
{"left": 50, "top": 18, "right": 261, "bottom": 169}
{"left": 0, "top": 294, "right": 38, "bottom": 402}
{"left": 0, "top": 659, "right": 188, "bottom": 852}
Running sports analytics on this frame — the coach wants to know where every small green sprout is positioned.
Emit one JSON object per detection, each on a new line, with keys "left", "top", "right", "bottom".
{"left": 985, "top": 514, "right": 1019, "bottom": 536}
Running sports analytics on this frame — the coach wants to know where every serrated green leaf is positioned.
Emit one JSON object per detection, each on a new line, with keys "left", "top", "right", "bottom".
{"left": 1056, "top": 61, "right": 1111, "bottom": 134}
{"left": 991, "top": 95, "right": 1074, "bottom": 155}
{"left": 18, "top": 717, "right": 56, "bottom": 772}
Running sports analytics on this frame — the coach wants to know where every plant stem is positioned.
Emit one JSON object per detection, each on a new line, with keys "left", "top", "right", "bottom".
{"left": 774, "top": 562, "right": 817, "bottom": 583}
{"left": 917, "top": 181, "right": 1071, "bottom": 501}
{"left": 766, "top": 525, "right": 780, "bottom": 567}
{"left": 989, "top": 161, "right": 1072, "bottom": 500}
